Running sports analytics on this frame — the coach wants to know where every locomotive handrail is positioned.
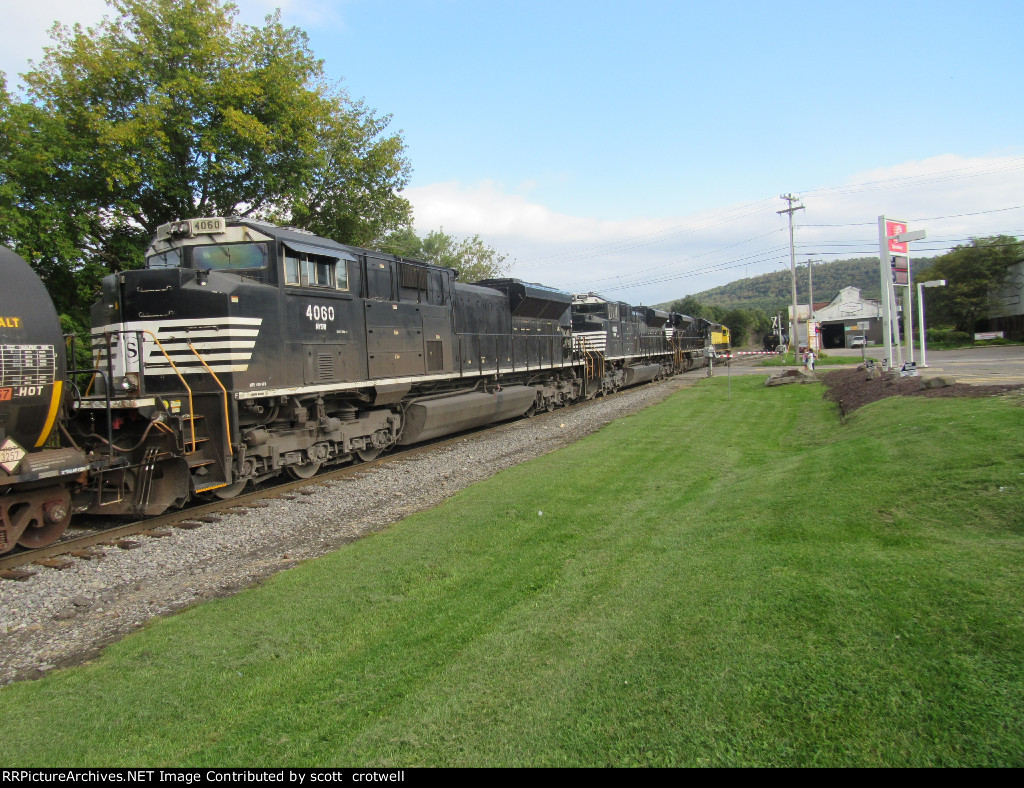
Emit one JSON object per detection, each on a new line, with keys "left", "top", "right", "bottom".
{"left": 185, "top": 341, "right": 233, "bottom": 459}
{"left": 64, "top": 333, "right": 116, "bottom": 462}
{"left": 136, "top": 330, "right": 199, "bottom": 454}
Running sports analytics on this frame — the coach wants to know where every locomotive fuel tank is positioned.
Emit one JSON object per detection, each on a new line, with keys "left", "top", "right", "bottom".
{"left": 398, "top": 386, "right": 537, "bottom": 445}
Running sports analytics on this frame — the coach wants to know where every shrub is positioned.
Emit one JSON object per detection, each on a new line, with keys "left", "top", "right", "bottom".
{"left": 926, "top": 328, "right": 972, "bottom": 347}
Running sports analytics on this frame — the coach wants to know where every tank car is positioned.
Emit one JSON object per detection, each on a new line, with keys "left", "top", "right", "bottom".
{"left": 0, "top": 246, "right": 87, "bottom": 553}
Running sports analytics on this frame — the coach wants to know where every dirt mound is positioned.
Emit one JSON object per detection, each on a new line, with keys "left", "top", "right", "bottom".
{"left": 821, "top": 367, "right": 1023, "bottom": 416}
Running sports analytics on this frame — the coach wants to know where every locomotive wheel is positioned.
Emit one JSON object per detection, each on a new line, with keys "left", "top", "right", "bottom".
{"left": 544, "top": 398, "right": 556, "bottom": 413}
{"left": 356, "top": 447, "right": 381, "bottom": 462}
{"left": 286, "top": 461, "right": 322, "bottom": 480}
{"left": 214, "top": 480, "right": 249, "bottom": 500}
{"left": 11, "top": 487, "right": 72, "bottom": 551}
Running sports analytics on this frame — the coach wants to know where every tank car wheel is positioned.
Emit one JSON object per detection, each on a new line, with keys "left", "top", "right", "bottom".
{"left": 14, "top": 488, "right": 72, "bottom": 550}
{"left": 286, "top": 462, "right": 322, "bottom": 480}
{"left": 214, "top": 480, "right": 249, "bottom": 500}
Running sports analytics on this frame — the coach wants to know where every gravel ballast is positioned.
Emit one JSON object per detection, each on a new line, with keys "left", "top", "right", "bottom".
{"left": 0, "top": 377, "right": 695, "bottom": 685}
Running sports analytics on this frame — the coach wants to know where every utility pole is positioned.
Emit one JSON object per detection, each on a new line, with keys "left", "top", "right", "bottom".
{"left": 806, "top": 256, "right": 817, "bottom": 351}
{"left": 778, "top": 194, "right": 804, "bottom": 363}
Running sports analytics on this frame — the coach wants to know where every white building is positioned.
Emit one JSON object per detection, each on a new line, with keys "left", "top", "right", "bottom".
{"left": 790, "top": 287, "right": 884, "bottom": 350}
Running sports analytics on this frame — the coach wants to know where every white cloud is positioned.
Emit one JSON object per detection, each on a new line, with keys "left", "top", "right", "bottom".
{"left": 0, "top": 0, "right": 347, "bottom": 83}
{"left": 236, "top": 0, "right": 348, "bottom": 31}
{"left": 0, "top": 1, "right": 110, "bottom": 81}
{"left": 405, "top": 154, "right": 1024, "bottom": 304}
{"left": 406, "top": 180, "right": 677, "bottom": 243}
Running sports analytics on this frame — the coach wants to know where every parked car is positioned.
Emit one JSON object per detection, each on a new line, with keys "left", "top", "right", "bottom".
{"left": 850, "top": 335, "right": 867, "bottom": 348}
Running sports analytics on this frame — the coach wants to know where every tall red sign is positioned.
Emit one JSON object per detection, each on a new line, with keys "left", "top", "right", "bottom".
{"left": 886, "top": 220, "right": 908, "bottom": 254}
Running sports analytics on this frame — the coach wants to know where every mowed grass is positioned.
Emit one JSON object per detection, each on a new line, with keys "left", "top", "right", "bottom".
{"left": 1, "top": 377, "right": 1022, "bottom": 767}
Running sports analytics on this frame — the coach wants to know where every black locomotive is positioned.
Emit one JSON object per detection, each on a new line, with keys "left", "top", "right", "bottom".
{"left": 1, "top": 219, "right": 730, "bottom": 553}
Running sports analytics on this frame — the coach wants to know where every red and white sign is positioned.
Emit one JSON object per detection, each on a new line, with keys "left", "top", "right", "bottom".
{"left": 886, "top": 220, "right": 908, "bottom": 253}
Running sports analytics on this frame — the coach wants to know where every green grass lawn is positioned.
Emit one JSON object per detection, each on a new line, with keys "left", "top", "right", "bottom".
{"left": 1, "top": 377, "right": 1022, "bottom": 767}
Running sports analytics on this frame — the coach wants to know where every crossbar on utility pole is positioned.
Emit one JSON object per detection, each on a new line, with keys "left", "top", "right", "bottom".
{"left": 778, "top": 194, "right": 804, "bottom": 364}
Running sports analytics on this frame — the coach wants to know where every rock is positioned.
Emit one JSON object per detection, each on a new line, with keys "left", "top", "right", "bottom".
{"left": 766, "top": 369, "right": 814, "bottom": 386}
{"left": 922, "top": 375, "right": 956, "bottom": 389}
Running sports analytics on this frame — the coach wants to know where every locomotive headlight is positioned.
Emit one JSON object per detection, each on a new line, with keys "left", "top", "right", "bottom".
{"left": 119, "top": 373, "right": 140, "bottom": 392}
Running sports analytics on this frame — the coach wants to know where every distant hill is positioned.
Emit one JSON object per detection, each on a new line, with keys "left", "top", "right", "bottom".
{"left": 656, "top": 255, "right": 937, "bottom": 314}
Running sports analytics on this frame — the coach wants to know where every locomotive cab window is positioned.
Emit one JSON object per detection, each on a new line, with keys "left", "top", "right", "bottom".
{"left": 146, "top": 248, "right": 182, "bottom": 269}
{"left": 284, "top": 249, "right": 351, "bottom": 291}
{"left": 192, "top": 242, "right": 268, "bottom": 272}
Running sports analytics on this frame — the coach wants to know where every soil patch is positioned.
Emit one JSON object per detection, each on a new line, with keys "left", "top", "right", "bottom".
{"left": 820, "top": 367, "right": 1023, "bottom": 416}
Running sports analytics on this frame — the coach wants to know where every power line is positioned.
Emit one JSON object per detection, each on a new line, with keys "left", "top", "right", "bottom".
{"left": 509, "top": 165, "right": 1024, "bottom": 273}
{"left": 513, "top": 197, "right": 778, "bottom": 268}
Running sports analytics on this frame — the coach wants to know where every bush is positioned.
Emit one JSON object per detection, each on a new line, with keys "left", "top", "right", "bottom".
{"left": 926, "top": 328, "right": 972, "bottom": 347}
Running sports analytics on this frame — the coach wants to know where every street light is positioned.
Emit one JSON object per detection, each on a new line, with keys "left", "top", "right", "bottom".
{"left": 917, "top": 279, "right": 946, "bottom": 368}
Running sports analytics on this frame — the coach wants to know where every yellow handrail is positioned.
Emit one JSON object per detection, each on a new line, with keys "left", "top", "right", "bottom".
{"left": 139, "top": 330, "right": 197, "bottom": 453}
{"left": 186, "top": 341, "right": 233, "bottom": 458}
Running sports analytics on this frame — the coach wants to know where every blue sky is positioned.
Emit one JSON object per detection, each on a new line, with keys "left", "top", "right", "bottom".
{"left": 3, "top": 0, "right": 1022, "bottom": 305}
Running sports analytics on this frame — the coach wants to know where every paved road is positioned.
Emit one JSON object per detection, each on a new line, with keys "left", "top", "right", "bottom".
{"left": 724, "top": 345, "right": 1024, "bottom": 385}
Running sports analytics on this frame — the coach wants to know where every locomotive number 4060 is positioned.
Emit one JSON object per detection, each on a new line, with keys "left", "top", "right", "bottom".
{"left": 306, "top": 304, "right": 335, "bottom": 322}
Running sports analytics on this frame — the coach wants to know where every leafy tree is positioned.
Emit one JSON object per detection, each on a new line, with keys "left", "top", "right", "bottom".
{"left": 376, "top": 226, "right": 424, "bottom": 260}
{"left": 379, "top": 227, "right": 510, "bottom": 282}
{"left": 722, "top": 307, "right": 771, "bottom": 347}
{"left": 666, "top": 295, "right": 707, "bottom": 318}
{"left": 915, "top": 236, "right": 1021, "bottom": 332}
{"left": 282, "top": 96, "right": 412, "bottom": 248}
{"left": 0, "top": 0, "right": 410, "bottom": 324}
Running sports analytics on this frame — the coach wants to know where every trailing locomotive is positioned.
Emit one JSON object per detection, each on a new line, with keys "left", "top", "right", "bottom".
{"left": 0, "top": 218, "right": 730, "bottom": 553}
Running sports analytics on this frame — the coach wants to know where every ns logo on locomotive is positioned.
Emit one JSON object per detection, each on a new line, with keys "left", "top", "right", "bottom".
{"left": 0, "top": 219, "right": 729, "bottom": 553}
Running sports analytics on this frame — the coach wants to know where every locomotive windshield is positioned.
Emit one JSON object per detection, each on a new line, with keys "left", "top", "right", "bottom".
{"left": 145, "top": 242, "right": 269, "bottom": 271}
{"left": 192, "top": 242, "right": 268, "bottom": 271}
{"left": 146, "top": 248, "right": 182, "bottom": 268}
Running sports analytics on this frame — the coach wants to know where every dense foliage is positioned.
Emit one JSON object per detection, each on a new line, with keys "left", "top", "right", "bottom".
{"left": 0, "top": 0, "right": 411, "bottom": 328}
{"left": 913, "top": 236, "right": 1022, "bottom": 333}
{"left": 661, "top": 295, "right": 772, "bottom": 348}
{"left": 378, "top": 226, "right": 510, "bottom": 283}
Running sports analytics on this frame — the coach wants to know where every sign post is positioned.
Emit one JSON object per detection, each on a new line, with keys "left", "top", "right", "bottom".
{"left": 878, "top": 217, "right": 926, "bottom": 372}
{"left": 917, "top": 279, "right": 946, "bottom": 368}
